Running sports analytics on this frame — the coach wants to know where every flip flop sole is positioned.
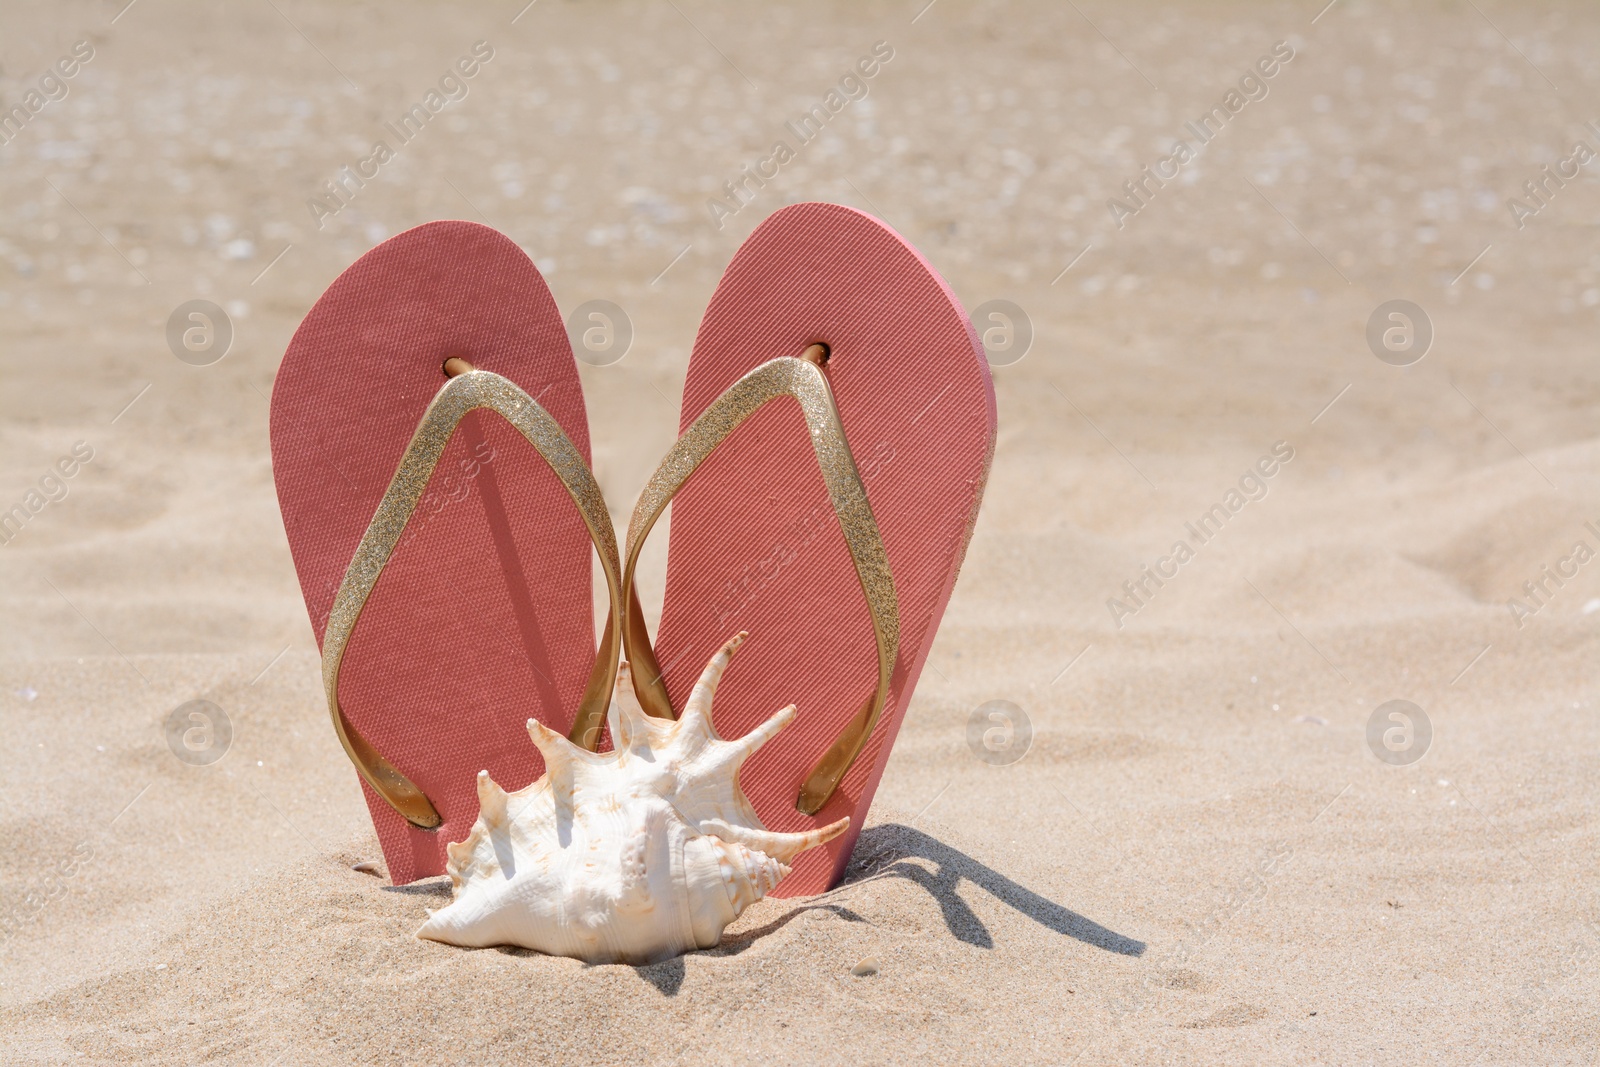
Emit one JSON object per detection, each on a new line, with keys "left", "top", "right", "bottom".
{"left": 653, "top": 204, "right": 996, "bottom": 895}
{"left": 271, "top": 221, "right": 597, "bottom": 884}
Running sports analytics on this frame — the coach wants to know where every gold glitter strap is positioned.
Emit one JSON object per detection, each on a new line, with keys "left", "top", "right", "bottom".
{"left": 323, "top": 369, "right": 624, "bottom": 830}
{"left": 622, "top": 356, "right": 900, "bottom": 815}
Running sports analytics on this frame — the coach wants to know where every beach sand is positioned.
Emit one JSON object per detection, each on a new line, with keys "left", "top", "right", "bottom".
{"left": 2, "top": 1, "right": 1598, "bottom": 1062}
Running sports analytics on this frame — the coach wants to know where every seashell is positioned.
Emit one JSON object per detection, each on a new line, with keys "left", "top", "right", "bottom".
{"left": 415, "top": 633, "right": 849, "bottom": 964}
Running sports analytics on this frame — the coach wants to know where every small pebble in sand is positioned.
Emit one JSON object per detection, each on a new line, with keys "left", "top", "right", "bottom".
{"left": 851, "top": 957, "right": 878, "bottom": 977}
{"left": 352, "top": 861, "right": 381, "bottom": 875}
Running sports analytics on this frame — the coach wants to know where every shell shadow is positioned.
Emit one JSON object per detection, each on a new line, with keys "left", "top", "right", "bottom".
{"left": 634, "top": 956, "right": 685, "bottom": 995}
{"left": 380, "top": 877, "right": 452, "bottom": 898}
{"left": 838, "top": 823, "right": 1146, "bottom": 956}
{"left": 632, "top": 903, "right": 869, "bottom": 995}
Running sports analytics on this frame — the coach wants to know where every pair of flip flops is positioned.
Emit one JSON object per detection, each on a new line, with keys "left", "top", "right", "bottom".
{"left": 269, "top": 203, "right": 995, "bottom": 896}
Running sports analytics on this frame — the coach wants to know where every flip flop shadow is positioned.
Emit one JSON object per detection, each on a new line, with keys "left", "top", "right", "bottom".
{"left": 632, "top": 822, "right": 1143, "bottom": 995}
{"left": 842, "top": 824, "right": 1145, "bottom": 956}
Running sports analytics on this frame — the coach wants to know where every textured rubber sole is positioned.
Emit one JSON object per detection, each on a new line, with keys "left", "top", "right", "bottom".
{"left": 271, "top": 221, "right": 597, "bottom": 884}
{"left": 652, "top": 203, "right": 996, "bottom": 895}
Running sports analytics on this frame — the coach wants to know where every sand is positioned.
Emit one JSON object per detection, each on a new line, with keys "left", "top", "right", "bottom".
{"left": 3, "top": 0, "right": 1599, "bottom": 1062}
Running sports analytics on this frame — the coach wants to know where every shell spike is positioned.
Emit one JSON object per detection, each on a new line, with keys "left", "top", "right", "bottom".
{"left": 526, "top": 717, "right": 574, "bottom": 767}
{"left": 711, "top": 704, "right": 795, "bottom": 771}
{"left": 476, "top": 769, "right": 507, "bottom": 826}
{"left": 610, "top": 660, "right": 654, "bottom": 751}
{"left": 679, "top": 631, "right": 747, "bottom": 740}
{"left": 702, "top": 815, "right": 851, "bottom": 865}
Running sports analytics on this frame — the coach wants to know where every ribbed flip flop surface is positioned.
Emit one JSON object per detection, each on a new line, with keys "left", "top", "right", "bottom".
{"left": 270, "top": 221, "right": 597, "bottom": 884}
{"left": 653, "top": 203, "right": 996, "bottom": 895}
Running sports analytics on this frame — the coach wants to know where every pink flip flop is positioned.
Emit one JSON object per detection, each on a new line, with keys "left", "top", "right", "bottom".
{"left": 271, "top": 221, "right": 623, "bottom": 885}
{"left": 619, "top": 203, "right": 996, "bottom": 895}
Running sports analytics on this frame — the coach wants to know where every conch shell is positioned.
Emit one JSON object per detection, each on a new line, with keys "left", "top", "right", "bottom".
{"left": 415, "top": 633, "right": 849, "bottom": 964}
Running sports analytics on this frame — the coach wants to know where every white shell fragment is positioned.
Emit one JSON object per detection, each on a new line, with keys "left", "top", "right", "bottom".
{"left": 415, "top": 633, "right": 849, "bottom": 964}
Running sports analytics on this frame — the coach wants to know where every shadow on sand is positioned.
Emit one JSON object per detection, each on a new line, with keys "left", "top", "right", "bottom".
{"left": 633, "top": 822, "right": 1144, "bottom": 995}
